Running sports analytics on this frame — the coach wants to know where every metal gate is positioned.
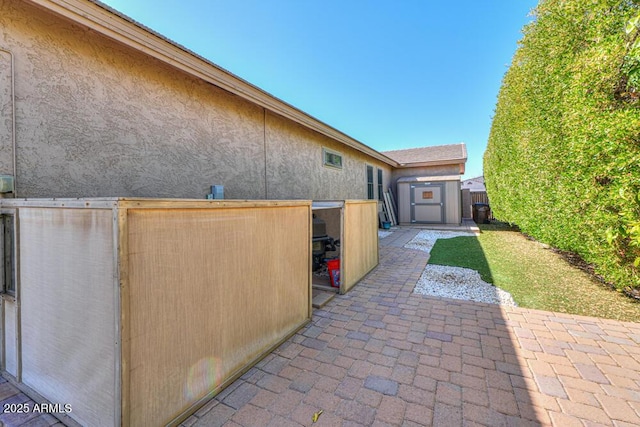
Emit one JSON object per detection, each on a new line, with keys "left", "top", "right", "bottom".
{"left": 410, "top": 183, "right": 445, "bottom": 223}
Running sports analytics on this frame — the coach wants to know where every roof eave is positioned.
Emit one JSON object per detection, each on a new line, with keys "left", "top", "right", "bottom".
{"left": 397, "top": 159, "right": 466, "bottom": 175}
{"left": 396, "top": 159, "right": 467, "bottom": 170}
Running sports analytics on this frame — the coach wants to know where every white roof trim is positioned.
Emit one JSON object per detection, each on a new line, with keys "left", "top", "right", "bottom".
{"left": 397, "top": 175, "right": 461, "bottom": 183}
{"left": 395, "top": 159, "right": 466, "bottom": 168}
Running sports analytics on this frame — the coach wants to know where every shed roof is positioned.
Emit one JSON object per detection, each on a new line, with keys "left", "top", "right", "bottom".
{"left": 382, "top": 144, "right": 467, "bottom": 167}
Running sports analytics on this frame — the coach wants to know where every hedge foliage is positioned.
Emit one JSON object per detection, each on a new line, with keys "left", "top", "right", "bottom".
{"left": 485, "top": 0, "right": 640, "bottom": 290}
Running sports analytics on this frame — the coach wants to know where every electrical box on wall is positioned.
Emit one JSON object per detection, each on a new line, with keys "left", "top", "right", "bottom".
{"left": 206, "top": 185, "right": 224, "bottom": 200}
{"left": 0, "top": 175, "right": 14, "bottom": 193}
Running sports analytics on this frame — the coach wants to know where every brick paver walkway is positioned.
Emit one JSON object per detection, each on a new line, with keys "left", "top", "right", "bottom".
{"left": 2, "top": 227, "right": 639, "bottom": 426}
{"left": 184, "top": 227, "right": 640, "bottom": 427}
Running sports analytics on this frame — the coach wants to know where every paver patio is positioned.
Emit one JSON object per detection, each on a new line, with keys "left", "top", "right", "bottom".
{"left": 183, "top": 228, "right": 640, "bottom": 427}
{"left": 2, "top": 227, "right": 640, "bottom": 426}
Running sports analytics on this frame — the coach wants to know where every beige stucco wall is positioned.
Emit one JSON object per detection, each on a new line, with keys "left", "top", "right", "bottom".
{"left": 0, "top": 48, "right": 13, "bottom": 176}
{"left": 391, "top": 164, "right": 461, "bottom": 192}
{"left": 265, "top": 112, "right": 391, "bottom": 200}
{"left": 0, "top": 1, "right": 391, "bottom": 200}
{"left": 392, "top": 164, "right": 460, "bottom": 180}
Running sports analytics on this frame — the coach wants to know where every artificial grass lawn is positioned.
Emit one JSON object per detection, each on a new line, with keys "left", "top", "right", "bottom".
{"left": 428, "top": 223, "right": 640, "bottom": 322}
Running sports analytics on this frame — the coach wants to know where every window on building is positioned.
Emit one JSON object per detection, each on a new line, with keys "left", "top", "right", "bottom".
{"left": 366, "top": 165, "right": 374, "bottom": 200}
{"left": 1, "top": 214, "right": 15, "bottom": 296}
{"left": 377, "top": 169, "right": 383, "bottom": 201}
{"left": 323, "top": 148, "right": 343, "bottom": 169}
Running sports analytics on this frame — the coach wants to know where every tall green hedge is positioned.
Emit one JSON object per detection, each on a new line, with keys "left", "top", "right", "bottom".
{"left": 485, "top": 0, "right": 640, "bottom": 290}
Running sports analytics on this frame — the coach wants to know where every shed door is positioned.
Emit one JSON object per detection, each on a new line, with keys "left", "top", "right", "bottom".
{"left": 410, "top": 183, "right": 445, "bottom": 223}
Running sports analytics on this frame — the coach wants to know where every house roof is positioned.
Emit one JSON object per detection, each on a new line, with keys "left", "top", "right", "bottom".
{"left": 461, "top": 176, "right": 486, "bottom": 192}
{"left": 30, "top": 0, "right": 398, "bottom": 166}
{"left": 382, "top": 143, "right": 467, "bottom": 169}
{"left": 27, "top": 1, "right": 467, "bottom": 172}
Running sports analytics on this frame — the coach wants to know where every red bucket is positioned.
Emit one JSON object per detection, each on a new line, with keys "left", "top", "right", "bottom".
{"left": 326, "top": 259, "right": 340, "bottom": 288}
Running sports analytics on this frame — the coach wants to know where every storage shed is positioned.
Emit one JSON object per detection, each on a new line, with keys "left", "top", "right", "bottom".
{"left": 382, "top": 144, "right": 467, "bottom": 225}
{"left": 397, "top": 175, "right": 462, "bottom": 225}
{"left": 0, "top": 197, "right": 380, "bottom": 426}
{"left": 311, "top": 200, "right": 379, "bottom": 294}
{"left": 0, "top": 198, "right": 314, "bottom": 426}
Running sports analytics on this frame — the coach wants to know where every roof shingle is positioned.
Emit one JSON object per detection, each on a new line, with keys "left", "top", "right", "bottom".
{"left": 382, "top": 143, "right": 467, "bottom": 165}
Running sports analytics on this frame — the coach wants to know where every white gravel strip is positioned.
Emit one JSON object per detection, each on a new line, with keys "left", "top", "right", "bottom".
{"left": 405, "top": 230, "right": 517, "bottom": 307}
{"left": 378, "top": 230, "right": 393, "bottom": 239}
{"left": 404, "top": 230, "right": 475, "bottom": 253}
{"left": 414, "top": 265, "right": 517, "bottom": 306}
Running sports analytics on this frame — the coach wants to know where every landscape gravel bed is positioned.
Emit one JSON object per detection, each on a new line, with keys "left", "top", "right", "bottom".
{"left": 415, "top": 264, "right": 517, "bottom": 306}
{"left": 405, "top": 230, "right": 517, "bottom": 307}
{"left": 404, "top": 230, "right": 475, "bottom": 253}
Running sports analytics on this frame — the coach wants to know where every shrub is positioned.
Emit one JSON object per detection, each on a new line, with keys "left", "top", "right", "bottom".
{"left": 485, "top": 0, "right": 640, "bottom": 290}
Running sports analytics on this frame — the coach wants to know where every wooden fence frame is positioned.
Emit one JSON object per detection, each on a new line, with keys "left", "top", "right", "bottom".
{"left": 0, "top": 198, "right": 313, "bottom": 427}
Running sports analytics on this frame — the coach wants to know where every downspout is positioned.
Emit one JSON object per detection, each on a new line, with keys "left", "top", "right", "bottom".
{"left": 263, "top": 108, "right": 268, "bottom": 199}
{"left": 0, "top": 48, "right": 16, "bottom": 198}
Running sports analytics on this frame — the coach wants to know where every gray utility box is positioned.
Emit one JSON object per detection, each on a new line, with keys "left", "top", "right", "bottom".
{"left": 211, "top": 185, "right": 224, "bottom": 199}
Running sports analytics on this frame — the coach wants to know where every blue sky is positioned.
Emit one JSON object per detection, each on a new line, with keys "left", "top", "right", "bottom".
{"left": 101, "top": 0, "right": 538, "bottom": 179}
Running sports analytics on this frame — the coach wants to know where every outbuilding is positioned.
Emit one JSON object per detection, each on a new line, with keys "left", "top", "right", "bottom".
{"left": 383, "top": 144, "right": 467, "bottom": 225}
{"left": 396, "top": 175, "right": 462, "bottom": 224}
{"left": 0, "top": 198, "right": 315, "bottom": 426}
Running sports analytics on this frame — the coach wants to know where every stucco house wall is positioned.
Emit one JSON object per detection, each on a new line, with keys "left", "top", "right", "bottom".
{"left": 390, "top": 164, "right": 461, "bottom": 194}
{"left": 0, "top": 49, "right": 11, "bottom": 176}
{"left": 265, "top": 112, "right": 391, "bottom": 200}
{"left": 0, "top": 1, "right": 392, "bottom": 200}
